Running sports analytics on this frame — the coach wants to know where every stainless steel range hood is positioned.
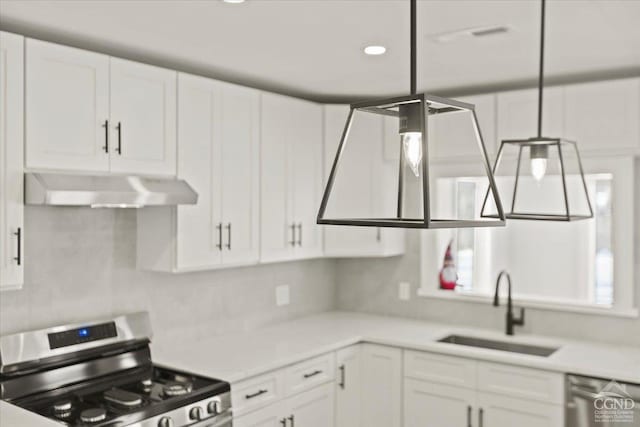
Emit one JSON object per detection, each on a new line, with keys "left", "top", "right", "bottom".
{"left": 25, "top": 173, "right": 198, "bottom": 207}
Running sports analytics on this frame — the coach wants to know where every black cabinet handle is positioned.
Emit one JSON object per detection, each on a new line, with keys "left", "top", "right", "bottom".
{"left": 13, "top": 227, "right": 21, "bottom": 266}
{"left": 467, "top": 405, "right": 472, "bottom": 427}
{"left": 303, "top": 369, "right": 322, "bottom": 379}
{"left": 289, "top": 223, "right": 296, "bottom": 247}
{"left": 216, "top": 223, "right": 223, "bottom": 250}
{"left": 280, "top": 418, "right": 286, "bottom": 427}
{"left": 288, "top": 415, "right": 295, "bottom": 427}
{"left": 339, "top": 364, "right": 345, "bottom": 389}
{"left": 296, "top": 223, "right": 302, "bottom": 246}
{"left": 225, "top": 223, "right": 231, "bottom": 250}
{"left": 479, "top": 408, "right": 483, "bottom": 427}
{"left": 376, "top": 227, "right": 381, "bottom": 242}
{"left": 245, "top": 389, "right": 267, "bottom": 400}
{"left": 102, "top": 120, "right": 109, "bottom": 153}
{"left": 115, "top": 122, "right": 122, "bottom": 155}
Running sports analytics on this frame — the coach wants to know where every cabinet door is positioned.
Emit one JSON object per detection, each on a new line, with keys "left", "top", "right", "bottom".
{"left": 110, "top": 58, "right": 176, "bottom": 176}
{"left": 404, "top": 378, "right": 476, "bottom": 427}
{"left": 260, "top": 93, "right": 294, "bottom": 262}
{"left": 323, "top": 106, "right": 405, "bottom": 257}
{"left": 290, "top": 99, "right": 323, "bottom": 259}
{"left": 234, "top": 401, "right": 287, "bottom": 427}
{"left": 0, "top": 32, "right": 24, "bottom": 289}
{"left": 361, "top": 344, "right": 402, "bottom": 427}
{"left": 477, "top": 392, "right": 563, "bottom": 427}
{"left": 335, "top": 345, "right": 362, "bottom": 427}
{"left": 430, "top": 94, "right": 497, "bottom": 160}
{"left": 288, "top": 383, "right": 335, "bottom": 427}
{"left": 175, "top": 73, "right": 222, "bottom": 270}
{"left": 220, "top": 83, "right": 260, "bottom": 265}
{"left": 564, "top": 78, "right": 639, "bottom": 154}
{"left": 497, "top": 87, "right": 564, "bottom": 142}
{"left": 25, "top": 39, "right": 109, "bottom": 172}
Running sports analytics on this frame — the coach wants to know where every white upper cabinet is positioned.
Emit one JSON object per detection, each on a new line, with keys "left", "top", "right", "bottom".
{"left": 25, "top": 39, "right": 176, "bottom": 176}
{"left": 323, "top": 105, "right": 404, "bottom": 258}
{"left": 218, "top": 81, "right": 261, "bottom": 265}
{"left": 137, "top": 74, "right": 259, "bottom": 272}
{"left": 260, "top": 93, "right": 323, "bottom": 263}
{"left": 26, "top": 39, "right": 110, "bottom": 172}
{"left": 109, "top": 58, "right": 176, "bottom": 176}
{"left": 497, "top": 86, "right": 564, "bottom": 143}
{"left": 430, "top": 94, "right": 497, "bottom": 160}
{"left": 564, "top": 78, "right": 639, "bottom": 154}
{"left": 0, "top": 32, "right": 24, "bottom": 290}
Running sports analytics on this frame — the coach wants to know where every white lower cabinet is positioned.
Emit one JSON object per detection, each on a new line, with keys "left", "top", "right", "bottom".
{"left": 0, "top": 31, "right": 24, "bottom": 290}
{"left": 477, "top": 392, "right": 564, "bottom": 427}
{"left": 403, "top": 350, "right": 564, "bottom": 427}
{"left": 234, "top": 400, "right": 288, "bottom": 427}
{"left": 235, "top": 383, "right": 334, "bottom": 427}
{"left": 361, "top": 344, "right": 403, "bottom": 427}
{"left": 404, "top": 378, "right": 476, "bottom": 427}
{"left": 335, "top": 345, "right": 362, "bottom": 427}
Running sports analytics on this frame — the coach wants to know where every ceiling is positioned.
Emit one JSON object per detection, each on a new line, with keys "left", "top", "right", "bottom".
{"left": 1, "top": 0, "right": 639, "bottom": 102}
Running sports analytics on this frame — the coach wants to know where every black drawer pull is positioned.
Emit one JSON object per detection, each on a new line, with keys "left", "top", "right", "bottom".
{"left": 102, "top": 119, "right": 109, "bottom": 153}
{"left": 303, "top": 370, "right": 322, "bottom": 379}
{"left": 245, "top": 389, "right": 268, "bottom": 400}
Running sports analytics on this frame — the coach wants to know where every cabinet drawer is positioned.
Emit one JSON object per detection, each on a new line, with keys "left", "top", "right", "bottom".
{"left": 284, "top": 352, "right": 336, "bottom": 396}
{"left": 404, "top": 350, "right": 476, "bottom": 389}
{"left": 477, "top": 361, "right": 564, "bottom": 404}
{"left": 232, "top": 370, "right": 284, "bottom": 415}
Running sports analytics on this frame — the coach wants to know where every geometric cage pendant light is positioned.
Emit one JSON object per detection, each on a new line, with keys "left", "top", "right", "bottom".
{"left": 317, "top": 0, "right": 506, "bottom": 229}
{"left": 480, "top": 0, "right": 593, "bottom": 221}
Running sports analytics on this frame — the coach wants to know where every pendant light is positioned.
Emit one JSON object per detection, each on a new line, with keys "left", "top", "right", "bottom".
{"left": 317, "top": 0, "right": 505, "bottom": 229}
{"left": 480, "top": 0, "right": 593, "bottom": 221}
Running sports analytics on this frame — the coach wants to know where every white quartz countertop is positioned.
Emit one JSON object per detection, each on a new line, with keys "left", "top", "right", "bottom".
{"left": 152, "top": 311, "right": 640, "bottom": 385}
{"left": 3, "top": 311, "right": 639, "bottom": 426}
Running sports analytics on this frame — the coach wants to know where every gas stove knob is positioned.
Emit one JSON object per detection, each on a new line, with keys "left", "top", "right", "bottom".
{"left": 158, "top": 416, "right": 174, "bottom": 427}
{"left": 207, "top": 400, "right": 219, "bottom": 415}
{"left": 189, "top": 406, "right": 203, "bottom": 421}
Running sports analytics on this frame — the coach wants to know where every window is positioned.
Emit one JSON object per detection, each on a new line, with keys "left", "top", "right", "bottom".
{"left": 420, "top": 157, "right": 636, "bottom": 315}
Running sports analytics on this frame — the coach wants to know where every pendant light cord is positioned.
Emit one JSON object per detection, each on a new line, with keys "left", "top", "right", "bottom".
{"left": 410, "top": 0, "right": 417, "bottom": 95}
{"left": 537, "top": 0, "right": 546, "bottom": 137}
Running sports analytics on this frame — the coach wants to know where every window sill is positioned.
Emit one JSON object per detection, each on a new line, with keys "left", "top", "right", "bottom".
{"left": 416, "top": 287, "right": 639, "bottom": 319}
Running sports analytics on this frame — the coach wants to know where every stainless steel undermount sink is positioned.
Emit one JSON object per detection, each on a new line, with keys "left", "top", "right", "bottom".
{"left": 438, "top": 334, "right": 559, "bottom": 357}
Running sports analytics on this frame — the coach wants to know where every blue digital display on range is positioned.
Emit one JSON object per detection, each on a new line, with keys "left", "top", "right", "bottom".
{"left": 78, "top": 328, "right": 89, "bottom": 338}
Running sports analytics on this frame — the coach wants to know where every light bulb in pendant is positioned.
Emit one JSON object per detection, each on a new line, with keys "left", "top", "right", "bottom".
{"left": 402, "top": 132, "right": 422, "bottom": 177}
{"left": 530, "top": 144, "right": 549, "bottom": 182}
{"left": 530, "top": 158, "right": 547, "bottom": 181}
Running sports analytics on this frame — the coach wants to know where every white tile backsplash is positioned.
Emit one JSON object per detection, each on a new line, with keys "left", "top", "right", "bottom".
{"left": 0, "top": 207, "right": 337, "bottom": 340}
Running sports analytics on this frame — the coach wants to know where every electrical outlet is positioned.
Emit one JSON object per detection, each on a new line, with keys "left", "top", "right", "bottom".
{"left": 398, "top": 282, "right": 411, "bottom": 301}
{"left": 276, "top": 285, "right": 290, "bottom": 306}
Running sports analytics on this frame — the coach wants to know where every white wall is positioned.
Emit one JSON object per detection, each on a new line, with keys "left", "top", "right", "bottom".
{"left": 335, "top": 159, "right": 640, "bottom": 347}
{"left": 0, "top": 207, "right": 337, "bottom": 343}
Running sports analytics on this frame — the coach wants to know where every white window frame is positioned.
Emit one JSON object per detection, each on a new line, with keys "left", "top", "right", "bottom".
{"left": 418, "top": 156, "right": 637, "bottom": 318}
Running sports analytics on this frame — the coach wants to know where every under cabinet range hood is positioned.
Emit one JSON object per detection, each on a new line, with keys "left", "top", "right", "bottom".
{"left": 25, "top": 173, "right": 198, "bottom": 207}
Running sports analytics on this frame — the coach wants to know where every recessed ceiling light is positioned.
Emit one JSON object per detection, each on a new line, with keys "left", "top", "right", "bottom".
{"left": 364, "top": 45, "right": 386, "bottom": 56}
{"left": 223, "top": 0, "right": 245, "bottom": 3}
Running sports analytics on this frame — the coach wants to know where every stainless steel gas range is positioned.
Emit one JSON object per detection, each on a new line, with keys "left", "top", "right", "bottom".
{"left": 0, "top": 312, "right": 232, "bottom": 427}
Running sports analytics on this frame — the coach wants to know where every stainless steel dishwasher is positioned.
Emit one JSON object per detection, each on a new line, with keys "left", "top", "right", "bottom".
{"left": 567, "top": 374, "right": 640, "bottom": 427}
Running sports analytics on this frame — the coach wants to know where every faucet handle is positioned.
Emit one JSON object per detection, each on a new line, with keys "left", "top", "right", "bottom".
{"left": 513, "top": 307, "right": 525, "bottom": 326}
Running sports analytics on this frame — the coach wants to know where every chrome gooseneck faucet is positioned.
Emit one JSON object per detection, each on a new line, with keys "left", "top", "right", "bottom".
{"left": 493, "top": 271, "right": 525, "bottom": 336}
